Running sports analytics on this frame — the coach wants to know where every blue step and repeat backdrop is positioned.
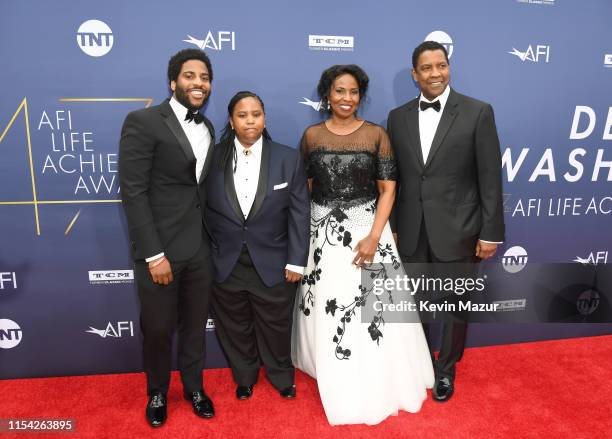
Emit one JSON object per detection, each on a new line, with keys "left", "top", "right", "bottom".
{"left": 1, "top": 0, "right": 611, "bottom": 379}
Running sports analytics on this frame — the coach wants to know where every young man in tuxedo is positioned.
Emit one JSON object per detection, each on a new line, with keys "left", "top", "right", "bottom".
{"left": 119, "top": 49, "right": 216, "bottom": 427}
{"left": 387, "top": 41, "right": 504, "bottom": 402}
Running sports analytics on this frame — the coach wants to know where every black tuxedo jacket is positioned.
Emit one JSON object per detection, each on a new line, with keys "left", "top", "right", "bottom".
{"left": 119, "top": 99, "right": 215, "bottom": 262}
{"left": 387, "top": 88, "right": 504, "bottom": 261}
{"left": 205, "top": 139, "right": 310, "bottom": 287}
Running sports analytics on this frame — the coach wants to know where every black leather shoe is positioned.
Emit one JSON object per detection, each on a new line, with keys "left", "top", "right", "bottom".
{"left": 279, "top": 385, "right": 296, "bottom": 399}
{"left": 432, "top": 377, "right": 454, "bottom": 402}
{"left": 184, "top": 390, "right": 214, "bottom": 418}
{"left": 236, "top": 385, "right": 253, "bottom": 400}
{"left": 145, "top": 391, "right": 167, "bottom": 428}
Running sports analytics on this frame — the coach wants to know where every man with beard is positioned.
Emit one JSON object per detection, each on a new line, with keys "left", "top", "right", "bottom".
{"left": 119, "top": 49, "right": 216, "bottom": 427}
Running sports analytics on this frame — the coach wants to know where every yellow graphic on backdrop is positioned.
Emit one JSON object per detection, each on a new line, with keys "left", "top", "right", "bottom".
{"left": 0, "top": 97, "right": 153, "bottom": 235}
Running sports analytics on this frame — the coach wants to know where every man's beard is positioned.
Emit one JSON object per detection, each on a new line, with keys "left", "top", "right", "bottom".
{"left": 174, "top": 86, "right": 208, "bottom": 112}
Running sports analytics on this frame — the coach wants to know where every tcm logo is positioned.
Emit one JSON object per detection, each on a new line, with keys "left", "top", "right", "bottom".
{"left": 88, "top": 270, "right": 134, "bottom": 285}
{"left": 77, "top": 19, "right": 114, "bottom": 57}
{"left": 86, "top": 321, "right": 134, "bottom": 338}
{"left": 308, "top": 35, "right": 354, "bottom": 52}
{"left": 517, "top": 0, "right": 555, "bottom": 5}
{"left": 576, "top": 290, "right": 599, "bottom": 316}
{"left": 502, "top": 246, "right": 528, "bottom": 273}
{"left": 0, "top": 272, "right": 17, "bottom": 290}
{"left": 0, "top": 319, "right": 23, "bottom": 349}
{"left": 508, "top": 45, "right": 550, "bottom": 63}
{"left": 492, "top": 298, "right": 527, "bottom": 311}
{"left": 183, "top": 31, "right": 236, "bottom": 51}
{"left": 573, "top": 251, "right": 608, "bottom": 265}
{"left": 604, "top": 54, "right": 612, "bottom": 68}
{"left": 299, "top": 97, "right": 322, "bottom": 112}
{"left": 424, "top": 30, "right": 453, "bottom": 58}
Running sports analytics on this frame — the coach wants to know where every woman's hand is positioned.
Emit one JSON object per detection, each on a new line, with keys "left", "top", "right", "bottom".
{"left": 352, "top": 234, "right": 379, "bottom": 267}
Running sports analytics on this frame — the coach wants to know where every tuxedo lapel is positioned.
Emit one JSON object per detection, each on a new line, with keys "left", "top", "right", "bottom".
{"left": 224, "top": 149, "right": 245, "bottom": 223}
{"left": 198, "top": 117, "right": 216, "bottom": 184}
{"left": 159, "top": 100, "right": 197, "bottom": 166}
{"left": 404, "top": 101, "right": 425, "bottom": 169}
{"left": 425, "top": 89, "right": 459, "bottom": 169}
{"left": 246, "top": 139, "right": 270, "bottom": 221}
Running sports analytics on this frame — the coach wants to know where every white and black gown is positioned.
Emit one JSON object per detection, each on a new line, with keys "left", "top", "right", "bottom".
{"left": 292, "top": 121, "right": 434, "bottom": 426}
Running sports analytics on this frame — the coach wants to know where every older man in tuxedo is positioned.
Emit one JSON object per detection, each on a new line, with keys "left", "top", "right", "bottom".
{"left": 387, "top": 41, "right": 504, "bottom": 402}
{"left": 119, "top": 49, "right": 216, "bottom": 427}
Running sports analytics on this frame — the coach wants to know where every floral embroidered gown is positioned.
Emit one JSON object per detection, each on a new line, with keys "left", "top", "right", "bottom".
{"left": 292, "top": 121, "right": 434, "bottom": 425}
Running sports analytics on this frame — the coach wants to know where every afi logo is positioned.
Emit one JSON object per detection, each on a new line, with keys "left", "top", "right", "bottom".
{"left": 183, "top": 31, "right": 236, "bottom": 51}
{"left": 502, "top": 246, "right": 529, "bottom": 273}
{"left": 574, "top": 251, "right": 608, "bottom": 265}
{"left": 0, "top": 272, "right": 17, "bottom": 290}
{"left": 299, "top": 97, "right": 322, "bottom": 111}
{"left": 509, "top": 45, "right": 550, "bottom": 63}
{"left": 0, "top": 319, "right": 23, "bottom": 349}
{"left": 77, "top": 20, "right": 114, "bottom": 57}
{"left": 86, "top": 321, "right": 134, "bottom": 338}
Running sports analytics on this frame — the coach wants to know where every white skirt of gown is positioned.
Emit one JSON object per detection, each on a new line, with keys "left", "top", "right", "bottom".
{"left": 292, "top": 200, "right": 435, "bottom": 426}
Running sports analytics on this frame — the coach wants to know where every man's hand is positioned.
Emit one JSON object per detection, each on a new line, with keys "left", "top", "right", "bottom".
{"left": 475, "top": 241, "right": 498, "bottom": 260}
{"left": 149, "top": 257, "right": 173, "bottom": 285}
{"left": 285, "top": 269, "right": 303, "bottom": 283}
{"left": 352, "top": 234, "right": 379, "bottom": 267}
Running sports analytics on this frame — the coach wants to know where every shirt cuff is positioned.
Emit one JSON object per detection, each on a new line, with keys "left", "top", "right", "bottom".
{"left": 285, "top": 264, "right": 305, "bottom": 275}
{"left": 145, "top": 252, "right": 165, "bottom": 263}
{"left": 478, "top": 240, "right": 503, "bottom": 244}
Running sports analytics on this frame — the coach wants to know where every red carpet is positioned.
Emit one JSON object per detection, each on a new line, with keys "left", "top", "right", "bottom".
{"left": 1, "top": 335, "right": 611, "bottom": 439}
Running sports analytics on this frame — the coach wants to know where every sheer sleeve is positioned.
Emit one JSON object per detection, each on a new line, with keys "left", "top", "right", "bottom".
{"left": 375, "top": 126, "right": 397, "bottom": 181}
{"left": 300, "top": 128, "right": 312, "bottom": 178}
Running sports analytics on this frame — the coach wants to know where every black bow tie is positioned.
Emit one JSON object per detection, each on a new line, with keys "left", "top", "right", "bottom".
{"left": 419, "top": 100, "right": 441, "bottom": 112}
{"left": 185, "top": 111, "right": 204, "bottom": 124}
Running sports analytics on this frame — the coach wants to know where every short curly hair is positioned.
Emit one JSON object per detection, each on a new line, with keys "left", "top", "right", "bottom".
{"left": 167, "top": 48, "right": 213, "bottom": 85}
{"left": 316, "top": 64, "right": 369, "bottom": 113}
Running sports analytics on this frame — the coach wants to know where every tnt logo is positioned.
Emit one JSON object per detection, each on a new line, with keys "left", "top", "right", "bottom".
{"left": 86, "top": 321, "right": 134, "bottom": 338}
{"left": 576, "top": 290, "right": 600, "bottom": 316}
{"left": 77, "top": 20, "right": 114, "bottom": 57}
{"left": 0, "top": 319, "right": 23, "bottom": 349}
{"left": 424, "top": 30, "right": 454, "bottom": 58}
{"left": 502, "top": 246, "right": 529, "bottom": 273}
{"left": 0, "top": 272, "right": 17, "bottom": 290}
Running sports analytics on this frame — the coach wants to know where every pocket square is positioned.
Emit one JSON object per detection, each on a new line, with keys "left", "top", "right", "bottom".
{"left": 273, "top": 182, "right": 288, "bottom": 190}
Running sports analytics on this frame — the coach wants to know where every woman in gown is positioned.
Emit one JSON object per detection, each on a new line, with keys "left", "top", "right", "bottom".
{"left": 292, "top": 64, "right": 434, "bottom": 425}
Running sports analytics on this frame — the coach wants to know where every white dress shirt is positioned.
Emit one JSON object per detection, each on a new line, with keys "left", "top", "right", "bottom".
{"left": 418, "top": 86, "right": 501, "bottom": 245}
{"left": 233, "top": 137, "right": 304, "bottom": 275}
{"left": 146, "top": 97, "right": 212, "bottom": 262}
{"left": 418, "top": 85, "right": 450, "bottom": 164}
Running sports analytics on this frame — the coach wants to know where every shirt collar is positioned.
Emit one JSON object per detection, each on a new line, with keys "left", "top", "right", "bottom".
{"left": 169, "top": 96, "right": 197, "bottom": 122}
{"left": 234, "top": 135, "right": 263, "bottom": 159}
{"left": 419, "top": 85, "right": 451, "bottom": 112}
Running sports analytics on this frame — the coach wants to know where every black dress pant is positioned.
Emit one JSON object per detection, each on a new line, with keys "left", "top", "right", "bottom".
{"left": 211, "top": 247, "right": 296, "bottom": 391}
{"left": 400, "top": 220, "right": 478, "bottom": 381}
{"left": 135, "top": 241, "right": 212, "bottom": 396}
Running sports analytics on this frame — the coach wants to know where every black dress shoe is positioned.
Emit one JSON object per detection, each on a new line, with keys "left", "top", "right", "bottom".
{"left": 145, "top": 391, "right": 167, "bottom": 428}
{"left": 432, "top": 377, "right": 454, "bottom": 402}
{"left": 279, "top": 385, "right": 296, "bottom": 399}
{"left": 236, "top": 385, "right": 253, "bottom": 400}
{"left": 184, "top": 390, "right": 214, "bottom": 418}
